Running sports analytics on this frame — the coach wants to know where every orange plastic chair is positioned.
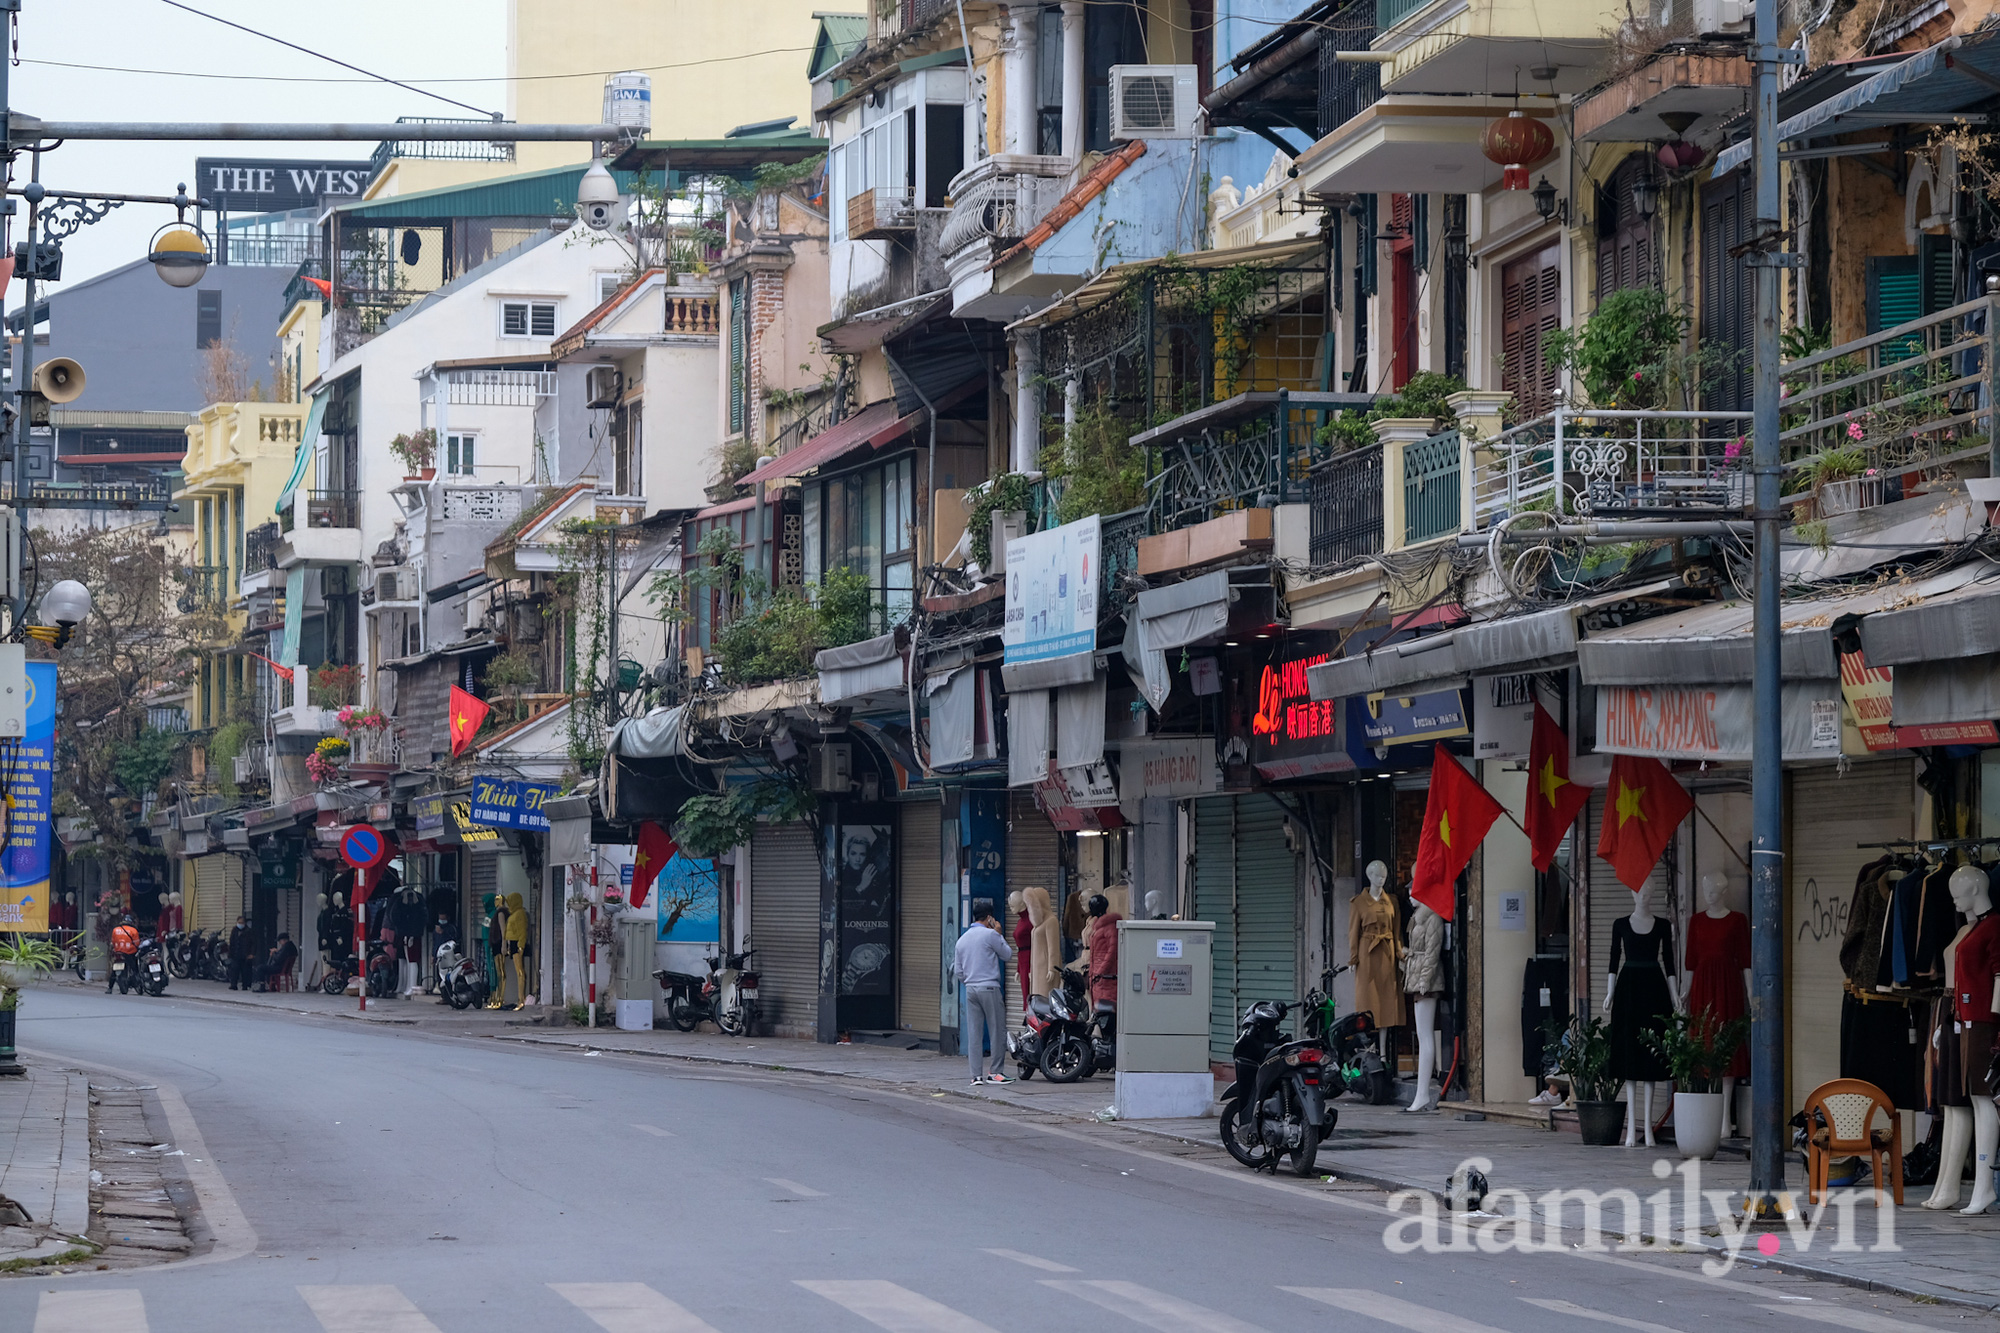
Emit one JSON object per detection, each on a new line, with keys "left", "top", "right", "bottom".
{"left": 1800, "top": 1078, "right": 1903, "bottom": 1206}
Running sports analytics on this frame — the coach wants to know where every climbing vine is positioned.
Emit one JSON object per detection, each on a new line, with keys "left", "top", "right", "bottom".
{"left": 550, "top": 517, "right": 614, "bottom": 774}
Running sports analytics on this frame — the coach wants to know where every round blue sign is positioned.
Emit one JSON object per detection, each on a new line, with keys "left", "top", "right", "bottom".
{"left": 340, "top": 824, "right": 388, "bottom": 870}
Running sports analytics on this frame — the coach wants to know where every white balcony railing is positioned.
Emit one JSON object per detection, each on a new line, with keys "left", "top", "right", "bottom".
{"left": 939, "top": 156, "right": 1073, "bottom": 257}
{"left": 1471, "top": 406, "right": 1755, "bottom": 528}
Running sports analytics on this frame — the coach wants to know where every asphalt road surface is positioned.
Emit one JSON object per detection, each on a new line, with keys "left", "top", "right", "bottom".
{"left": 2, "top": 988, "right": 1987, "bottom": 1332}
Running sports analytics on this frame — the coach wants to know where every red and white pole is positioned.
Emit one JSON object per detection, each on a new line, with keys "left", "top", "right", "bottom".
{"left": 355, "top": 866, "right": 369, "bottom": 1013}
{"left": 587, "top": 860, "right": 598, "bottom": 1027}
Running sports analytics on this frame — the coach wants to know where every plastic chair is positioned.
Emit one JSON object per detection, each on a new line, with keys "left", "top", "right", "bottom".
{"left": 1800, "top": 1078, "right": 1903, "bottom": 1206}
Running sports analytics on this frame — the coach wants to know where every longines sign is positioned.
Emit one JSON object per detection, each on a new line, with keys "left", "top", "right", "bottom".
{"left": 194, "top": 157, "right": 372, "bottom": 213}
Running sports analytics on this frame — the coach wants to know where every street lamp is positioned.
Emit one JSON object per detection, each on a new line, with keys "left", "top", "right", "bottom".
{"left": 1631, "top": 168, "right": 1661, "bottom": 221}
{"left": 1531, "top": 175, "right": 1563, "bottom": 224}
{"left": 147, "top": 184, "right": 211, "bottom": 288}
{"left": 31, "top": 579, "right": 92, "bottom": 649}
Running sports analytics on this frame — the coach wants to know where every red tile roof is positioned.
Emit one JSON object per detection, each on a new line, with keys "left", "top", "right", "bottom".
{"left": 990, "top": 140, "right": 1148, "bottom": 270}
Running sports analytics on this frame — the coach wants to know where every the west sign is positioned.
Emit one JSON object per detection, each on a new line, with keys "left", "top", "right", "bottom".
{"left": 194, "top": 157, "right": 373, "bottom": 213}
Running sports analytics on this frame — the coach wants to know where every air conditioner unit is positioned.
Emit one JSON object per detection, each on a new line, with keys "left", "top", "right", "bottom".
{"left": 1109, "top": 65, "right": 1200, "bottom": 140}
{"left": 811, "top": 743, "right": 852, "bottom": 794}
{"left": 1690, "top": 0, "right": 1750, "bottom": 35}
{"left": 586, "top": 365, "right": 623, "bottom": 409}
{"left": 233, "top": 754, "right": 258, "bottom": 784}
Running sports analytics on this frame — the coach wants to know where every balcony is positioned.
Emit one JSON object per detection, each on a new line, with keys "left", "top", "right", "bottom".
{"left": 176, "top": 565, "right": 230, "bottom": 614}
{"left": 1470, "top": 407, "right": 1753, "bottom": 528}
{"left": 1372, "top": 0, "right": 1614, "bottom": 96}
{"left": 1308, "top": 442, "right": 1385, "bottom": 566}
{"left": 1296, "top": 93, "right": 1558, "bottom": 194}
{"left": 276, "top": 489, "right": 363, "bottom": 568}
{"left": 241, "top": 521, "right": 283, "bottom": 596}
{"left": 847, "top": 186, "right": 917, "bottom": 241}
{"left": 272, "top": 704, "right": 334, "bottom": 737}
{"left": 1133, "top": 390, "right": 1378, "bottom": 534}
{"left": 1573, "top": 46, "right": 1753, "bottom": 147}
{"left": 368, "top": 116, "right": 514, "bottom": 178}
{"left": 940, "top": 157, "right": 1070, "bottom": 256}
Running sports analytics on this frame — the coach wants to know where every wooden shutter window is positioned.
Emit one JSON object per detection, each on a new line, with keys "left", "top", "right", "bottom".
{"left": 1501, "top": 244, "right": 1561, "bottom": 419}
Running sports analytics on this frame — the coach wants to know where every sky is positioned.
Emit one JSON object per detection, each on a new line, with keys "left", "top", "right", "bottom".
{"left": 8, "top": 0, "right": 505, "bottom": 295}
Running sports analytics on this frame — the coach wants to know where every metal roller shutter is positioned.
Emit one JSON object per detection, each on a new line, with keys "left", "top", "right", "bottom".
{"left": 191, "top": 855, "right": 244, "bottom": 934}
{"left": 1788, "top": 758, "right": 1914, "bottom": 1107}
{"left": 1193, "top": 799, "right": 1236, "bottom": 1061}
{"left": 750, "top": 821, "right": 821, "bottom": 1038}
{"left": 1005, "top": 791, "right": 1059, "bottom": 1028}
{"left": 1193, "top": 796, "right": 1301, "bottom": 1064}
{"left": 898, "top": 802, "right": 942, "bottom": 1036}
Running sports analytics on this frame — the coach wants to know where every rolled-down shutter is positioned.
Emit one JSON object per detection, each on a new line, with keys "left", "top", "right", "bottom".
{"left": 1193, "top": 797, "right": 1238, "bottom": 1063}
{"left": 750, "top": 821, "right": 822, "bottom": 1038}
{"left": 1234, "top": 796, "right": 1299, "bottom": 1030}
{"left": 192, "top": 855, "right": 244, "bottom": 934}
{"left": 899, "top": 801, "right": 942, "bottom": 1036}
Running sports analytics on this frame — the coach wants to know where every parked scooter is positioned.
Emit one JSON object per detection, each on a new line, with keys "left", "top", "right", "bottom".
{"left": 108, "top": 951, "right": 137, "bottom": 994}
{"left": 1219, "top": 997, "right": 1335, "bottom": 1177}
{"left": 434, "top": 939, "right": 488, "bottom": 1010}
{"left": 654, "top": 949, "right": 759, "bottom": 1035}
{"left": 1299, "top": 964, "right": 1397, "bottom": 1105}
{"left": 162, "top": 930, "right": 189, "bottom": 979}
{"left": 1011, "top": 966, "right": 1114, "bottom": 1083}
{"left": 136, "top": 936, "right": 170, "bottom": 996}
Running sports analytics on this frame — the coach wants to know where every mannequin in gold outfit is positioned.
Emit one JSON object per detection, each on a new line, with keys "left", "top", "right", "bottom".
{"left": 1348, "top": 860, "right": 1406, "bottom": 1028}
{"left": 499, "top": 891, "right": 530, "bottom": 1009}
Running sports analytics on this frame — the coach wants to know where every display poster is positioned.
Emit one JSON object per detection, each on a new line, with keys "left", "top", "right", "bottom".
{"left": 1003, "top": 514, "right": 1099, "bottom": 665}
{"left": 827, "top": 823, "right": 894, "bottom": 997}
{"left": 654, "top": 855, "right": 721, "bottom": 943}
{"left": 0, "top": 663, "right": 54, "bottom": 931}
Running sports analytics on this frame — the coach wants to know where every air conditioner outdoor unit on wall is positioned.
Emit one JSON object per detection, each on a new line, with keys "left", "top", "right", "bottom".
{"left": 586, "top": 365, "right": 623, "bottom": 409}
{"left": 1109, "top": 65, "right": 1200, "bottom": 140}
{"left": 812, "top": 743, "right": 852, "bottom": 794}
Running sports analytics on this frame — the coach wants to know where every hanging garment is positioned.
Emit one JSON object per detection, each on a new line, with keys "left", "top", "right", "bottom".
{"left": 1839, "top": 858, "right": 1894, "bottom": 990}
{"left": 1928, "top": 996, "right": 1969, "bottom": 1110}
{"left": 1881, "top": 864, "right": 1961, "bottom": 989}
{"left": 1012, "top": 909, "right": 1033, "bottom": 1002}
{"left": 1685, "top": 910, "right": 1751, "bottom": 1078}
{"left": 1606, "top": 916, "right": 1676, "bottom": 1084}
{"left": 1520, "top": 956, "right": 1570, "bottom": 1079}
{"left": 1839, "top": 991, "right": 1925, "bottom": 1109}
{"left": 1347, "top": 891, "right": 1405, "bottom": 1029}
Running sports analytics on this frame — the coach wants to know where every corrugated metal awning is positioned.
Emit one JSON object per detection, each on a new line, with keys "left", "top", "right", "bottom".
{"left": 1858, "top": 569, "right": 2000, "bottom": 665}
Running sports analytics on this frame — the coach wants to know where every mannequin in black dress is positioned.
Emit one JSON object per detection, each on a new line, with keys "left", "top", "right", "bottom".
{"left": 1605, "top": 884, "right": 1679, "bottom": 1148}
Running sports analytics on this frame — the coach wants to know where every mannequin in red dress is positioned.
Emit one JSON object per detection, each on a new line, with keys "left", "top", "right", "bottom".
{"left": 1007, "top": 890, "right": 1032, "bottom": 1002}
{"left": 1684, "top": 872, "right": 1751, "bottom": 1138}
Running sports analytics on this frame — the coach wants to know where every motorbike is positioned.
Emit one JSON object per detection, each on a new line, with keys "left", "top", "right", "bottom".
{"left": 365, "top": 939, "right": 399, "bottom": 999}
{"left": 1219, "top": 998, "right": 1335, "bottom": 1177}
{"left": 1011, "top": 966, "right": 1115, "bottom": 1083}
{"left": 136, "top": 938, "right": 170, "bottom": 996}
{"left": 654, "top": 949, "right": 758, "bottom": 1035}
{"left": 108, "top": 951, "right": 138, "bottom": 995}
{"left": 162, "top": 930, "right": 189, "bottom": 979}
{"left": 434, "top": 939, "right": 488, "bottom": 1011}
{"left": 1300, "top": 964, "right": 1397, "bottom": 1106}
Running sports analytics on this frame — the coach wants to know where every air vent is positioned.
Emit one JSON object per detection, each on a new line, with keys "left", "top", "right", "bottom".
{"left": 1110, "top": 65, "right": 1199, "bottom": 140}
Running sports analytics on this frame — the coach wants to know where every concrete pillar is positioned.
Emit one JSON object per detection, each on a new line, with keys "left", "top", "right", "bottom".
{"left": 1013, "top": 331, "right": 1041, "bottom": 473}
{"left": 1061, "top": 1, "right": 1086, "bottom": 161}
{"left": 1006, "top": 7, "right": 1039, "bottom": 157}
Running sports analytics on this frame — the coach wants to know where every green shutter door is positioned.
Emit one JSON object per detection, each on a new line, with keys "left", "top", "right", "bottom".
{"left": 1869, "top": 254, "right": 1923, "bottom": 362}
{"left": 1192, "top": 796, "right": 1300, "bottom": 1064}
{"left": 1192, "top": 798, "right": 1237, "bottom": 1062}
{"left": 1919, "top": 233, "right": 1955, "bottom": 315}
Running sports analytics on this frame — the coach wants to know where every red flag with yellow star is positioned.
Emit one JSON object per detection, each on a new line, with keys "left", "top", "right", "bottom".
{"left": 1595, "top": 753, "right": 1694, "bottom": 890}
{"left": 630, "top": 820, "right": 678, "bottom": 909}
{"left": 1410, "top": 744, "right": 1505, "bottom": 921}
{"left": 1525, "top": 702, "right": 1591, "bottom": 872}
{"left": 448, "top": 684, "right": 490, "bottom": 758}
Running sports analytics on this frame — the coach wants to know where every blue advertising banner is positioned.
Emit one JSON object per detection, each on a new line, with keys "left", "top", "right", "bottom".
{"left": 0, "top": 662, "right": 55, "bottom": 931}
{"left": 1357, "top": 687, "right": 1471, "bottom": 746}
{"left": 1003, "top": 514, "right": 1099, "bottom": 664}
{"left": 468, "top": 776, "right": 561, "bottom": 830}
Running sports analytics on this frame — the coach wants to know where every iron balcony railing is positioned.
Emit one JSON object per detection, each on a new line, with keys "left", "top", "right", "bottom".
{"left": 1317, "top": 0, "right": 1382, "bottom": 137}
{"left": 177, "top": 565, "right": 229, "bottom": 612}
{"left": 1376, "top": 0, "right": 1432, "bottom": 29}
{"left": 224, "top": 233, "right": 322, "bottom": 268}
{"left": 368, "top": 117, "right": 515, "bottom": 177}
{"left": 1308, "top": 442, "right": 1384, "bottom": 566}
{"left": 1403, "top": 429, "right": 1462, "bottom": 544}
{"left": 1471, "top": 407, "right": 1756, "bottom": 527}
{"left": 281, "top": 488, "right": 360, "bottom": 532}
{"left": 939, "top": 157, "right": 1071, "bottom": 256}
{"left": 26, "top": 477, "right": 174, "bottom": 508}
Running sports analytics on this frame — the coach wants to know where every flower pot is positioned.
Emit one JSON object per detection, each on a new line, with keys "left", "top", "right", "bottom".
{"left": 1577, "top": 1099, "right": 1625, "bottom": 1146}
{"left": 1815, "top": 476, "right": 1881, "bottom": 518}
{"left": 1673, "top": 1091, "right": 1725, "bottom": 1160}
{"left": 403, "top": 468, "right": 437, "bottom": 482}
{"left": 0, "top": 1005, "right": 19, "bottom": 1074}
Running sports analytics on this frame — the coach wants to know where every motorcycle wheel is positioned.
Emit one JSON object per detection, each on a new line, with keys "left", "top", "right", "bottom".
{"left": 1014, "top": 1063, "right": 1035, "bottom": 1081}
{"left": 321, "top": 972, "right": 344, "bottom": 995}
{"left": 1365, "top": 1069, "right": 1398, "bottom": 1105}
{"left": 447, "top": 980, "right": 473, "bottom": 1011}
{"left": 1220, "top": 1102, "right": 1273, "bottom": 1170}
{"left": 1038, "top": 1031, "right": 1094, "bottom": 1083}
{"left": 717, "top": 1006, "right": 746, "bottom": 1036}
{"left": 666, "top": 996, "right": 699, "bottom": 1032}
{"left": 1291, "top": 1118, "right": 1321, "bottom": 1177}
{"left": 147, "top": 976, "right": 168, "bottom": 997}
{"left": 168, "top": 952, "right": 188, "bottom": 980}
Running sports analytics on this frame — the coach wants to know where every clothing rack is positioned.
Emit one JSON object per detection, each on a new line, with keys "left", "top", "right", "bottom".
{"left": 1856, "top": 838, "right": 2000, "bottom": 852}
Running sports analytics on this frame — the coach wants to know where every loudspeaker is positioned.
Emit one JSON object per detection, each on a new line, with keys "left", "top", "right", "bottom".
{"left": 32, "top": 358, "right": 84, "bottom": 403}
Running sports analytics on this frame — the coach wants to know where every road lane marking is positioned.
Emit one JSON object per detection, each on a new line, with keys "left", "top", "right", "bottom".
{"left": 1041, "top": 1280, "right": 1269, "bottom": 1332}
{"left": 1521, "top": 1297, "right": 1687, "bottom": 1333}
{"left": 551, "top": 1282, "right": 719, "bottom": 1333}
{"left": 1283, "top": 1287, "right": 1506, "bottom": 1333}
{"left": 797, "top": 1279, "right": 1000, "bottom": 1331}
{"left": 36, "top": 1291, "right": 147, "bottom": 1333}
{"left": 1760, "top": 1306, "right": 1943, "bottom": 1333}
{"left": 299, "top": 1285, "right": 444, "bottom": 1333}
{"left": 982, "top": 1247, "right": 1078, "bottom": 1272}
{"left": 630, "top": 1123, "right": 675, "bottom": 1137}
{"left": 765, "top": 1176, "right": 826, "bottom": 1197}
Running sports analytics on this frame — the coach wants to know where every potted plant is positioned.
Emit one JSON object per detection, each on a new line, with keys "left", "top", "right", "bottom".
{"left": 1552, "top": 1015, "right": 1623, "bottom": 1145}
{"left": 389, "top": 428, "right": 439, "bottom": 480}
{"left": 0, "top": 936, "right": 63, "bottom": 1074}
{"left": 1644, "top": 1010, "right": 1748, "bottom": 1160}
{"left": 1804, "top": 443, "right": 1875, "bottom": 518}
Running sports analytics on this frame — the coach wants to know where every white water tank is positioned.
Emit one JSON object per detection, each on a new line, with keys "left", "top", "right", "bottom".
{"left": 603, "top": 73, "right": 653, "bottom": 133}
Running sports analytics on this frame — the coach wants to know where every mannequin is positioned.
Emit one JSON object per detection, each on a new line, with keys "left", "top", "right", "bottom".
{"left": 1348, "top": 861, "right": 1405, "bottom": 1030}
{"left": 482, "top": 894, "right": 503, "bottom": 1008}
{"left": 1144, "top": 889, "right": 1170, "bottom": 920}
{"left": 1086, "top": 894, "right": 1122, "bottom": 1043}
{"left": 1928, "top": 865, "right": 1999, "bottom": 1212}
{"left": 502, "top": 891, "right": 531, "bottom": 1010}
{"left": 1023, "top": 886, "right": 1057, "bottom": 998}
{"left": 1007, "top": 890, "right": 1033, "bottom": 1003}
{"left": 1606, "top": 884, "right": 1678, "bottom": 1148}
{"left": 1685, "top": 872, "right": 1751, "bottom": 1137}
{"left": 393, "top": 887, "right": 426, "bottom": 998}
{"left": 1403, "top": 901, "right": 1445, "bottom": 1112}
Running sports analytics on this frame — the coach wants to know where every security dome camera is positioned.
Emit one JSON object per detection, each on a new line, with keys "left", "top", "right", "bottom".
{"left": 577, "top": 161, "right": 620, "bottom": 232}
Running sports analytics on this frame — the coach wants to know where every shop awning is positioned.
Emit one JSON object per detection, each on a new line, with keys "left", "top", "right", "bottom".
{"left": 923, "top": 645, "right": 978, "bottom": 769}
{"left": 815, "top": 631, "right": 905, "bottom": 706}
{"left": 1127, "top": 571, "right": 1232, "bottom": 709}
{"left": 1714, "top": 32, "right": 2000, "bottom": 174}
{"left": 1857, "top": 569, "right": 2000, "bottom": 665}
{"left": 608, "top": 706, "right": 686, "bottom": 760}
{"left": 733, "top": 399, "right": 923, "bottom": 487}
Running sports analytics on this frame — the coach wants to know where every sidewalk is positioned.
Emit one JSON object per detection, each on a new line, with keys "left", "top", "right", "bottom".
{"left": 0, "top": 1061, "right": 93, "bottom": 1265}
{"left": 87, "top": 975, "right": 2000, "bottom": 1309}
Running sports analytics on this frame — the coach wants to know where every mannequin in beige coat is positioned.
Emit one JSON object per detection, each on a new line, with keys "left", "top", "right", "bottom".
{"left": 1348, "top": 861, "right": 1405, "bottom": 1029}
{"left": 1023, "top": 886, "right": 1058, "bottom": 999}
{"left": 1403, "top": 902, "right": 1445, "bottom": 1112}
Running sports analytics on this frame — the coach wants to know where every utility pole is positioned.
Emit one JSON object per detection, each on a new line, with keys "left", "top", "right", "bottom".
{"left": 1747, "top": 0, "right": 1793, "bottom": 1216}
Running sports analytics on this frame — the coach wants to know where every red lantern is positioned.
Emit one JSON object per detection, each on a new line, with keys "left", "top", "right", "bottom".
{"left": 1658, "top": 139, "right": 1706, "bottom": 172}
{"left": 1483, "top": 111, "right": 1555, "bottom": 190}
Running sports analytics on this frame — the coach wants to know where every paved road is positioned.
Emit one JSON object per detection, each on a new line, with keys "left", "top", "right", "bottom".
{"left": 2, "top": 987, "right": 1988, "bottom": 1331}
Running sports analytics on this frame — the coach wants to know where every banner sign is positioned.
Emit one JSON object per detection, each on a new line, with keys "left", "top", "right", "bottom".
{"left": 1838, "top": 650, "right": 2000, "bottom": 751}
{"left": 449, "top": 801, "right": 502, "bottom": 845}
{"left": 1122, "top": 737, "right": 1218, "bottom": 798}
{"left": 0, "top": 662, "right": 54, "bottom": 931}
{"left": 1358, "top": 687, "right": 1469, "bottom": 747}
{"left": 1004, "top": 514, "right": 1099, "bottom": 665}
{"left": 194, "top": 157, "right": 371, "bottom": 213}
{"left": 1252, "top": 651, "right": 1356, "bottom": 778}
{"left": 1595, "top": 681, "right": 1844, "bottom": 762}
{"left": 469, "top": 776, "right": 562, "bottom": 831}
{"left": 412, "top": 794, "right": 447, "bottom": 834}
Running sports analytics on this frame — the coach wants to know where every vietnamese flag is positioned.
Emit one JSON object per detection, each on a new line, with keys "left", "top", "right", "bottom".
{"left": 1524, "top": 702, "right": 1591, "bottom": 871}
{"left": 1596, "top": 753, "right": 1695, "bottom": 890}
{"left": 1409, "top": 745, "right": 1506, "bottom": 921}
{"left": 448, "top": 684, "right": 490, "bottom": 757}
{"left": 630, "top": 821, "right": 678, "bottom": 908}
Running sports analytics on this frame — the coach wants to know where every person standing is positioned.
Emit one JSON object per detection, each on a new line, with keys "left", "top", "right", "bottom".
{"left": 953, "top": 900, "right": 1015, "bottom": 1086}
{"left": 226, "top": 914, "right": 255, "bottom": 991}
{"left": 107, "top": 915, "right": 140, "bottom": 993}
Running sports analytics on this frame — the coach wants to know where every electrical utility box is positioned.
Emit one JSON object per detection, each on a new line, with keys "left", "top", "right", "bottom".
{"left": 1114, "top": 919, "right": 1215, "bottom": 1120}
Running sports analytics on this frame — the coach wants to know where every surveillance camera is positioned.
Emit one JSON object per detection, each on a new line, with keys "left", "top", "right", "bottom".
{"left": 576, "top": 161, "right": 620, "bottom": 233}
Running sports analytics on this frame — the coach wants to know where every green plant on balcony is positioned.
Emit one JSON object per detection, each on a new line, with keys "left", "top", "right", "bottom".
{"left": 1314, "top": 371, "right": 1467, "bottom": 453}
{"left": 389, "top": 428, "right": 438, "bottom": 476}
{"left": 673, "top": 774, "right": 818, "bottom": 860}
{"left": 1542, "top": 289, "right": 1721, "bottom": 412}
{"left": 308, "top": 662, "right": 361, "bottom": 709}
{"left": 483, "top": 648, "right": 540, "bottom": 721}
{"left": 713, "top": 567, "right": 877, "bottom": 686}
{"left": 208, "top": 718, "right": 253, "bottom": 802}
{"left": 1040, "top": 402, "right": 1146, "bottom": 526}
{"left": 964, "top": 473, "right": 1038, "bottom": 569}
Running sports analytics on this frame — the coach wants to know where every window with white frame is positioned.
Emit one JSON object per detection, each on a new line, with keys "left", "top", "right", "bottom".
{"left": 500, "top": 300, "right": 558, "bottom": 338}
{"left": 598, "top": 274, "right": 625, "bottom": 305}
{"left": 445, "top": 433, "right": 476, "bottom": 476}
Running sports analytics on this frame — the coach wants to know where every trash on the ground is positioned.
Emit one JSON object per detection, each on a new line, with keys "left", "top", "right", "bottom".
{"left": 1094, "top": 1107, "right": 1118, "bottom": 1121}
